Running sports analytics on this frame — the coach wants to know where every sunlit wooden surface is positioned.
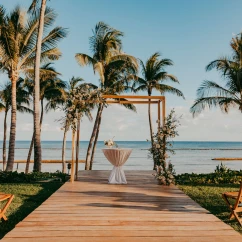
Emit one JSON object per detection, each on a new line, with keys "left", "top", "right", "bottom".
{"left": 2, "top": 170, "right": 241, "bottom": 242}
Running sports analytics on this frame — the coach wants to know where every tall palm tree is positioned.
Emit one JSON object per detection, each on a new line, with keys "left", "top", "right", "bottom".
{"left": 29, "top": 0, "right": 47, "bottom": 172}
{"left": 191, "top": 33, "right": 242, "bottom": 115}
{"left": 25, "top": 63, "right": 66, "bottom": 173}
{"left": 132, "top": 52, "right": 184, "bottom": 160}
{"left": 0, "top": 5, "right": 67, "bottom": 171}
{"left": 75, "top": 21, "right": 138, "bottom": 170}
{"left": 0, "top": 79, "right": 31, "bottom": 170}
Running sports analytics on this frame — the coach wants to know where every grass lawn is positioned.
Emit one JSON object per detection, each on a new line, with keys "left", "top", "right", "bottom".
{"left": 0, "top": 182, "right": 63, "bottom": 239}
{"left": 179, "top": 184, "right": 242, "bottom": 234}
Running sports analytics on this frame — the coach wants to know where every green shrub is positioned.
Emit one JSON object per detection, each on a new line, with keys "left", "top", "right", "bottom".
{"left": 175, "top": 170, "right": 242, "bottom": 185}
{"left": 0, "top": 171, "right": 69, "bottom": 183}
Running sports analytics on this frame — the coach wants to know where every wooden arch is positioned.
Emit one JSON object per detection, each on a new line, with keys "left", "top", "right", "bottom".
{"left": 103, "top": 95, "right": 166, "bottom": 127}
{"left": 70, "top": 95, "right": 166, "bottom": 182}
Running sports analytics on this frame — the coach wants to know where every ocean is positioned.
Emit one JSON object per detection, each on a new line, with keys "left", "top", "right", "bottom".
{"left": 0, "top": 141, "right": 242, "bottom": 174}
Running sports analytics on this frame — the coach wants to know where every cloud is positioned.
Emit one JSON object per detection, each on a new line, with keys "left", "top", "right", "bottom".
{"left": 0, "top": 99, "right": 242, "bottom": 141}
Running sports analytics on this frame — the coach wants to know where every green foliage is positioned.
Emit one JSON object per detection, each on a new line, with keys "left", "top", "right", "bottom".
{"left": 75, "top": 21, "right": 138, "bottom": 110}
{"left": 132, "top": 52, "right": 184, "bottom": 98}
{"left": 150, "top": 109, "right": 180, "bottom": 185}
{"left": 214, "top": 162, "right": 230, "bottom": 174}
{"left": 0, "top": 171, "right": 69, "bottom": 183}
{"left": 176, "top": 170, "right": 242, "bottom": 185}
{"left": 0, "top": 182, "right": 62, "bottom": 239}
{"left": 191, "top": 33, "right": 242, "bottom": 116}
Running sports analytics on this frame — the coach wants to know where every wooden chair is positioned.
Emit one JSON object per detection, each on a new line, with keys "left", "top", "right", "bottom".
{"left": 222, "top": 182, "right": 242, "bottom": 226}
{"left": 0, "top": 193, "right": 14, "bottom": 221}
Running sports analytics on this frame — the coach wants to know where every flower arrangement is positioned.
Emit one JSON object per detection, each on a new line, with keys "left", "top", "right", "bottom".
{"left": 104, "top": 137, "right": 118, "bottom": 148}
{"left": 149, "top": 109, "right": 180, "bottom": 185}
{"left": 63, "top": 85, "right": 104, "bottom": 131}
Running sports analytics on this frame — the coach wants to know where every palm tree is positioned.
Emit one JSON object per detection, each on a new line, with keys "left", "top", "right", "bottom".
{"left": 61, "top": 77, "right": 95, "bottom": 173}
{"left": 0, "top": 5, "right": 67, "bottom": 171}
{"left": 61, "top": 77, "right": 83, "bottom": 174}
{"left": 25, "top": 63, "right": 66, "bottom": 173}
{"left": 0, "top": 79, "right": 31, "bottom": 170}
{"left": 190, "top": 33, "right": 242, "bottom": 115}
{"left": 132, "top": 52, "right": 184, "bottom": 164}
{"left": 29, "top": 0, "right": 47, "bottom": 172}
{"left": 75, "top": 21, "right": 138, "bottom": 170}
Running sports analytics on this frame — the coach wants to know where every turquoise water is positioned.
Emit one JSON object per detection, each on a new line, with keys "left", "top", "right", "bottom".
{"left": 1, "top": 141, "right": 242, "bottom": 174}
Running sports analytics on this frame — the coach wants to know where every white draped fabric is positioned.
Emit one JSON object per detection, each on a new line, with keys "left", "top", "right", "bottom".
{"left": 102, "top": 148, "right": 132, "bottom": 184}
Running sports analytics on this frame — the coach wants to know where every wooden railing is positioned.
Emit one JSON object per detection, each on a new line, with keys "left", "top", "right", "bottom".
{"left": 0, "top": 160, "right": 85, "bottom": 163}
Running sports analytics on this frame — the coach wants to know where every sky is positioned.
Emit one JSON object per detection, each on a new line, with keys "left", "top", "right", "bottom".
{"left": 1, "top": 0, "right": 242, "bottom": 141}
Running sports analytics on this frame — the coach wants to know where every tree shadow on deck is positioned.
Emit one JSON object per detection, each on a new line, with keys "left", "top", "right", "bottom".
{"left": 76, "top": 190, "right": 207, "bottom": 213}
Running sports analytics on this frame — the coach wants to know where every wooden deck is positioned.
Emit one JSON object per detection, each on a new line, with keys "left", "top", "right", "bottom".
{"left": 2, "top": 170, "right": 242, "bottom": 241}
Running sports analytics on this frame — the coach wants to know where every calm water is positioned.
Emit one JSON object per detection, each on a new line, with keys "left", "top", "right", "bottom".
{"left": 1, "top": 141, "right": 242, "bottom": 174}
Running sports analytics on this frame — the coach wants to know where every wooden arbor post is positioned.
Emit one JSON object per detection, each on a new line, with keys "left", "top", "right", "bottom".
{"left": 70, "top": 129, "right": 76, "bottom": 183}
{"left": 157, "top": 97, "right": 166, "bottom": 131}
{"left": 75, "top": 118, "right": 81, "bottom": 181}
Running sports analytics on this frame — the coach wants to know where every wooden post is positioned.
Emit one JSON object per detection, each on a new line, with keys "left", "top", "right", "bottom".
{"left": 70, "top": 129, "right": 76, "bottom": 183}
{"left": 75, "top": 118, "right": 80, "bottom": 181}
{"left": 158, "top": 101, "right": 161, "bottom": 132}
{"left": 162, "top": 97, "right": 166, "bottom": 126}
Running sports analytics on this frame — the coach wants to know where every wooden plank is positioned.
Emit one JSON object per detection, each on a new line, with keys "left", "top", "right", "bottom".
{"left": 212, "top": 157, "right": 242, "bottom": 161}
{"left": 0, "top": 160, "right": 85, "bottom": 163}
{"left": 102, "top": 95, "right": 165, "bottom": 100}
{"left": 5, "top": 230, "right": 238, "bottom": 237}
{"left": 106, "top": 100, "right": 159, "bottom": 104}
{"left": 2, "top": 170, "right": 241, "bottom": 242}
{"left": 15, "top": 223, "right": 232, "bottom": 230}
{"left": 2, "top": 236, "right": 241, "bottom": 242}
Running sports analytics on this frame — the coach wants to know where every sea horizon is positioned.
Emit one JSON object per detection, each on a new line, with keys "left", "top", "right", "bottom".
{"left": 1, "top": 141, "right": 242, "bottom": 174}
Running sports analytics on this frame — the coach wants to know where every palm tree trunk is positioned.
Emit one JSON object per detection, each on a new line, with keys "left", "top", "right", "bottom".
{"left": 85, "top": 103, "right": 103, "bottom": 170}
{"left": 2, "top": 110, "right": 8, "bottom": 171}
{"left": 75, "top": 117, "right": 80, "bottom": 179}
{"left": 27, "top": 100, "right": 44, "bottom": 173}
{"left": 239, "top": 50, "right": 242, "bottom": 111}
{"left": 6, "top": 76, "right": 17, "bottom": 171}
{"left": 39, "top": 99, "right": 44, "bottom": 127}
{"left": 147, "top": 93, "right": 155, "bottom": 169}
{"left": 70, "top": 129, "right": 76, "bottom": 183}
{"left": 33, "top": 0, "right": 46, "bottom": 172}
{"left": 90, "top": 105, "right": 104, "bottom": 170}
{"left": 148, "top": 102, "right": 154, "bottom": 144}
{"left": 25, "top": 133, "right": 34, "bottom": 174}
{"left": 61, "top": 119, "right": 68, "bottom": 173}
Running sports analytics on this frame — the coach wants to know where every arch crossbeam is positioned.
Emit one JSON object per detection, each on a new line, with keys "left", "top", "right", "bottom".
{"left": 102, "top": 95, "right": 166, "bottom": 127}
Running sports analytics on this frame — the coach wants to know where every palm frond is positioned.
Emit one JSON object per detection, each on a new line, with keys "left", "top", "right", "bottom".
{"left": 154, "top": 72, "right": 178, "bottom": 83}
{"left": 205, "top": 57, "right": 238, "bottom": 75}
{"left": 0, "top": 102, "right": 6, "bottom": 112}
{"left": 28, "top": 0, "right": 39, "bottom": 13}
{"left": 155, "top": 84, "right": 185, "bottom": 98}
{"left": 69, "top": 76, "right": 85, "bottom": 89}
{"left": 17, "top": 105, "right": 33, "bottom": 114}
{"left": 196, "top": 80, "right": 238, "bottom": 99}
{"left": 94, "top": 62, "right": 105, "bottom": 84}
{"left": 190, "top": 96, "right": 238, "bottom": 116}
{"left": 75, "top": 53, "right": 95, "bottom": 67}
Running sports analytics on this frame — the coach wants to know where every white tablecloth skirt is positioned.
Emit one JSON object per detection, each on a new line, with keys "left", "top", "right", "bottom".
{"left": 108, "top": 166, "right": 127, "bottom": 184}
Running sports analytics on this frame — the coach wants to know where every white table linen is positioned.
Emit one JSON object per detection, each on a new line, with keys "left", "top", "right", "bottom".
{"left": 102, "top": 148, "right": 132, "bottom": 184}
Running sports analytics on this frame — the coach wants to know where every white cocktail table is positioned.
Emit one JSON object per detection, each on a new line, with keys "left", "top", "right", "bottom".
{"left": 102, "top": 148, "right": 132, "bottom": 184}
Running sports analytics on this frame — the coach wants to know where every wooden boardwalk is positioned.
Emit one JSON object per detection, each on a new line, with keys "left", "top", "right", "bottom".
{"left": 2, "top": 170, "right": 242, "bottom": 241}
